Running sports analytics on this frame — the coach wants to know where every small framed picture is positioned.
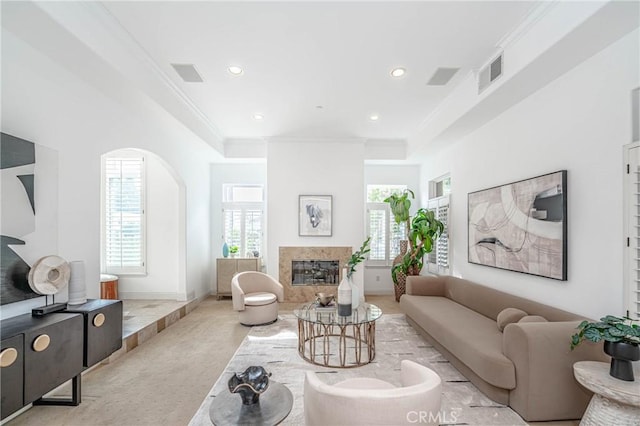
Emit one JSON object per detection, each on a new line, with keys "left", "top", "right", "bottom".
{"left": 299, "top": 195, "right": 332, "bottom": 236}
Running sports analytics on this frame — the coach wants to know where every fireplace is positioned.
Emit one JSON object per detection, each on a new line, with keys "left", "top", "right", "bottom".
{"left": 292, "top": 260, "right": 339, "bottom": 285}
{"left": 279, "top": 246, "right": 352, "bottom": 302}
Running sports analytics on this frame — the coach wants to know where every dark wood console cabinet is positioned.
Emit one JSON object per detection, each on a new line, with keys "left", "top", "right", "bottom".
{"left": 65, "top": 299, "right": 123, "bottom": 368}
{"left": 0, "top": 299, "right": 123, "bottom": 420}
{"left": 0, "top": 334, "right": 24, "bottom": 418}
{"left": 1, "top": 313, "right": 84, "bottom": 419}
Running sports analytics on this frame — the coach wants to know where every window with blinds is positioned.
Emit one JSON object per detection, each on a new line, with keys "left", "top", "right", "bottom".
{"left": 223, "top": 209, "right": 242, "bottom": 250}
{"left": 222, "top": 185, "right": 264, "bottom": 258}
{"left": 625, "top": 144, "right": 639, "bottom": 319}
{"left": 103, "top": 156, "right": 146, "bottom": 274}
{"left": 426, "top": 195, "right": 450, "bottom": 275}
{"left": 367, "top": 204, "right": 388, "bottom": 262}
{"left": 366, "top": 191, "right": 407, "bottom": 265}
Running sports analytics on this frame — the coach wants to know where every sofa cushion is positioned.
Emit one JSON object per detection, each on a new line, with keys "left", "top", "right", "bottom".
{"left": 442, "top": 276, "right": 583, "bottom": 322}
{"left": 400, "top": 295, "right": 516, "bottom": 389}
{"left": 497, "top": 308, "right": 528, "bottom": 331}
{"left": 518, "top": 315, "right": 548, "bottom": 323}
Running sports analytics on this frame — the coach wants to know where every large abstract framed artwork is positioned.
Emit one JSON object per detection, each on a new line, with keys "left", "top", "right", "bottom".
{"left": 468, "top": 170, "right": 567, "bottom": 280}
{"left": 299, "top": 195, "right": 332, "bottom": 237}
{"left": 1, "top": 132, "right": 59, "bottom": 304}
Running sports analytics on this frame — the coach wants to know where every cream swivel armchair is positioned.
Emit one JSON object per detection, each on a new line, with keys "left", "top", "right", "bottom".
{"left": 304, "top": 360, "right": 442, "bottom": 426}
{"left": 231, "top": 271, "right": 284, "bottom": 326}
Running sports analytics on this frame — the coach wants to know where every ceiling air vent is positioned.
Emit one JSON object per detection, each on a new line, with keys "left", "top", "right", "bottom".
{"left": 171, "top": 63, "right": 203, "bottom": 83}
{"left": 426, "top": 67, "right": 460, "bottom": 86}
{"left": 478, "top": 53, "right": 503, "bottom": 93}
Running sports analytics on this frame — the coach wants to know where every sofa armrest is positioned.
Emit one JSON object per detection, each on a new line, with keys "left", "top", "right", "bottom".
{"left": 405, "top": 276, "right": 446, "bottom": 296}
{"left": 503, "top": 321, "right": 608, "bottom": 421}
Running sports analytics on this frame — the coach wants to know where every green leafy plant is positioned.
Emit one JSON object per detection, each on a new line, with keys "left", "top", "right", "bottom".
{"left": 384, "top": 189, "right": 414, "bottom": 229}
{"left": 346, "top": 237, "right": 371, "bottom": 278}
{"left": 570, "top": 315, "right": 640, "bottom": 350}
{"left": 229, "top": 245, "right": 239, "bottom": 254}
{"left": 389, "top": 208, "right": 445, "bottom": 285}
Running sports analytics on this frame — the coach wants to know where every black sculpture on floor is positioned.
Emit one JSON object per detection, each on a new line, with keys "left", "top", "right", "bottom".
{"left": 227, "top": 366, "right": 271, "bottom": 405}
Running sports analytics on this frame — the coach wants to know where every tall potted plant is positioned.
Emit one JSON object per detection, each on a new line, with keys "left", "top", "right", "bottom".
{"left": 384, "top": 190, "right": 413, "bottom": 300}
{"left": 384, "top": 190, "right": 444, "bottom": 301}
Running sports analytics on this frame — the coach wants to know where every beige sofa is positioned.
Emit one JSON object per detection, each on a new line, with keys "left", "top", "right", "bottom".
{"left": 399, "top": 275, "right": 607, "bottom": 422}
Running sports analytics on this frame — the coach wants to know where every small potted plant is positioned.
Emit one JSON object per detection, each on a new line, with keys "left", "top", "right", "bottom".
{"left": 229, "top": 245, "right": 239, "bottom": 258}
{"left": 337, "top": 237, "right": 371, "bottom": 315}
{"left": 570, "top": 315, "right": 640, "bottom": 381}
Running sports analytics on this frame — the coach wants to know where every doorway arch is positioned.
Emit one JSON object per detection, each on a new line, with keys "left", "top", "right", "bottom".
{"left": 100, "top": 148, "right": 187, "bottom": 300}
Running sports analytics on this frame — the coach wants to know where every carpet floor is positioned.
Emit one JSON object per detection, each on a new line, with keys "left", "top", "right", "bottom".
{"left": 189, "top": 313, "right": 527, "bottom": 426}
{"left": 7, "top": 297, "right": 250, "bottom": 426}
{"left": 5, "top": 296, "right": 578, "bottom": 426}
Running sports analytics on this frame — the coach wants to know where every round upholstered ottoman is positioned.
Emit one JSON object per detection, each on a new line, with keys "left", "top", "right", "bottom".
{"left": 239, "top": 292, "right": 279, "bottom": 326}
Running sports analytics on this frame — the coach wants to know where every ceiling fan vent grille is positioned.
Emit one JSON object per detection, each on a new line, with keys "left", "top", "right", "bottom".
{"left": 171, "top": 63, "right": 203, "bottom": 83}
{"left": 478, "top": 54, "right": 503, "bottom": 93}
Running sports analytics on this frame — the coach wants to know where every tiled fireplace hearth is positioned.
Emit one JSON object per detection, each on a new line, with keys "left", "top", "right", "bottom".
{"left": 279, "top": 246, "right": 352, "bottom": 302}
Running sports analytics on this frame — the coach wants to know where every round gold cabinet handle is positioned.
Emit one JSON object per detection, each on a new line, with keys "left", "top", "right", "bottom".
{"left": 33, "top": 334, "right": 50, "bottom": 352}
{"left": 0, "top": 348, "right": 18, "bottom": 367}
{"left": 93, "top": 313, "right": 106, "bottom": 327}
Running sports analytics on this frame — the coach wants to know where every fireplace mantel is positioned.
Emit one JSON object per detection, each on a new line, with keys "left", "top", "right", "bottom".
{"left": 279, "top": 246, "right": 352, "bottom": 302}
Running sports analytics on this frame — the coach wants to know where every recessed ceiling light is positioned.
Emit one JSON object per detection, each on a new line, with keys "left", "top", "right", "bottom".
{"left": 253, "top": 113, "right": 264, "bottom": 121}
{"left": 369, "top": 114, "right": 380, "bottom": 121}
{"left": 316, "top": 105, "right": 323, "bottom": 109}
{"left": 390, "top": 67, "right": 406, "bottom": 78}
{"left": 228, "top": 66, "right": 243, "bottom": 76}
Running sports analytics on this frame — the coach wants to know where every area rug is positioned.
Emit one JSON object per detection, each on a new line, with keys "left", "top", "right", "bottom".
{"left": 189, "top": 314, "right": 526, "bottom": 426}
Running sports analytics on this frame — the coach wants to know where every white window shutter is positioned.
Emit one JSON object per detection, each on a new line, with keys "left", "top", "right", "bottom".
{"left": 367, "top": 206, "right": 387, "bottom": 261}
{"left": 223, "top": 209, "right": 242, "bottom": 250}
{"left": 104, "top": 157, "right": 145, "bottom": 274}
{"left": 366, "top": 203, "right": 406, "bottom": 265}
{"left": 245, "top": 209, "right": 263, "bottom": 255}
{"left": 222, "top": 202, "right": 264, "bottom": 258}
{"left": 427, "top": 195, "right": 450, "bottom": 274}
{"left": 625, "top": 144, "right": 640, "bottom": 319}
{"left": 437, "top": 202, "right": 450, "bottom": 269}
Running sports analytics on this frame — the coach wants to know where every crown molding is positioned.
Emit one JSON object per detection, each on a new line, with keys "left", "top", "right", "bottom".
{"left": 34, "top": 1, "right": 225, "bottom": 152}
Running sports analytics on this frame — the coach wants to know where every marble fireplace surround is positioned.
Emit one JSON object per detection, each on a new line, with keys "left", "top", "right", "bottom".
{"left": 279, "top": 246, "right": 352, "bottom": 302}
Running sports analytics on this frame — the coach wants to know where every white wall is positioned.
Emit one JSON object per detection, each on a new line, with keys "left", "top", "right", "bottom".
{"left": 115, "top": 151, "right": 181, "bottom": 299}
{"left": 419, "top": 30, "right": 639, "bottom": 319}
{"left": 1, "top": 27, "right": 217, "bottom": 318}
{"left": 364, "top": 165, "right": 420, "bottom": 294}
{"left": 266, "top": 140, "right": 366, "bottom": 289}
{"left": 210, "top": 162, "right": 267, "bottom": 293}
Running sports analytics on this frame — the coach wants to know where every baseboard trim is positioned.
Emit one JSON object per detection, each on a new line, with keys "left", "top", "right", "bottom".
{"left": 118, "top": 292, "right": 178, "bottom": 300}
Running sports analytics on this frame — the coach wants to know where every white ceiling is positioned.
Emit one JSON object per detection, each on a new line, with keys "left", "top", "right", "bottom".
{"left": 100, "top": 1, "right": 539, "bottom": 142}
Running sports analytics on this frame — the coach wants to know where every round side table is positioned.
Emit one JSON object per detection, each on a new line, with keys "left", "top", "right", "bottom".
{"left": 573, "top": 361, "right": 640, "bottom": 426}
{"left": 100, "top": 274, "right": 119, "bottom": 299}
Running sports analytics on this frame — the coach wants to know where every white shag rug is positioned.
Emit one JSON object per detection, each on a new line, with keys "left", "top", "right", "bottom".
{"left": 189, "top": 314, "right": 526, "bottom": 426}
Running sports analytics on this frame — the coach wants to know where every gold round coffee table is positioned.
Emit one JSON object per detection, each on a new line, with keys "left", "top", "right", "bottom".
{"left": 294, "top": 303, "right": 382, "bottom": 368}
